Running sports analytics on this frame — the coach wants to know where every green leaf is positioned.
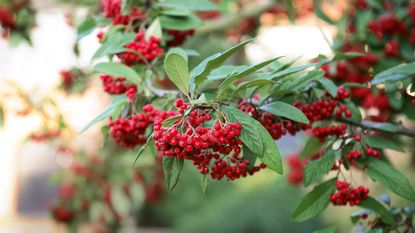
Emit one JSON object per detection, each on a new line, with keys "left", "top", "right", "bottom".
{"left": 201, "top": 175, "right": 208, "bottom": 195}
{"left": 133, "top": 137, "right": 153, "bottom": 168}
{"left": 92, "top": 32, "right": 135, "bottom": 59}
{"left": 145, "top": 18, "right": 163, "bottom": 40}
{"left": 365, "top": 136, "right": 405, "bottom": 153}
{"left": 77, "top": 16, "right": 96, "bottom": 41}
{"left": 367, "top": 159, "right": 415, "bottom": 202}
{"left": 301, "top": 137, "right": 324, "bottom": 158}
{"left": 157, "top": 0, "right": 219, "bottom": 11}
{"left": 217, "top": 57, "right": 281, "bottom": 98}
{"left": 313, "top": 226, "right": 336, "bottom": 233}
{"left": 162, "top": 115, "right": 182, "bottom": 127}
{"left": 304, "top": 152, "right": 336, "bottom": 187}
{"left": 163, "top": 157, "right": 184, "bottom": 191}
{"left": 222, "top": 106, "right": 283, "bottom": 174}
{"left": 359, "top": 196, "right": 395, "bottom": 224}
{"left": 207, "top": 65, "right": 249, "bottom": 80}
{"left": 363, "top": 121, "right": 398, "bottom": 133}
{"left": 243, "top": 145, "right": 257, "bottom": 170}
{"left": 372, "top": 63, "right": 415, "bottom": 85}
{"left": 164, "top": 48, "right": 190, "bottom": 95}
{"left": 314, "top": 6, "right": 335, "bottom": 25}
{"left": 292, "top": 179, "right": 336, "bottom": 222}
{"left": 190, "top": 39, "right": 254, "bottom": 92}
{"left": 356, "top": 11, "right": 372, "bottom": 40}
{"left": 345, "top": 100, "right": 362, "bottom": 122}
{"left": 79, "top": 97, "right": 128, "bottom": 134}
{"left": 94, "top": 62, "right": 141, "bottom": 84}
{"left": 260, "top": 101, "right": 309, "bottom": 124}
{"left": 318, "top": 78, "right": 338, "bottom": 97}
{"left": 160, "top": 15, "right": 203, "bottom": 30}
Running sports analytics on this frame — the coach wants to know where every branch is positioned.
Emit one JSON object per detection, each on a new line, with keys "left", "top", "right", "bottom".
{"left": 196, "top": 0, "right": 277, "bottom": 35}
{"left": 338, "top": 118, "right": 415, "bottom": 138}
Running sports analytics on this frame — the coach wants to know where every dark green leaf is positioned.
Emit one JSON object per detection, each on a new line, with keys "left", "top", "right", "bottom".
{"left": 318, "top": 78, "right": 338, "bottom": 97}
{"left": 94, "top": 62, "right": 141, "bottom": 84}
{"left": 77, "top": 16, "right": 96, "bottom": 41}
{"left": 79, "top": 97, "right": 128, "bottom": 134}
{"left": 372, "top": 63, "right": 415, "bottom": 85}
{"left": 304, "top": 152, "right": 336, "bottom": 187}
{"left": 92, "top": 32, "right": 135, "bottom": 59}
{"left": 367, "top": 159, "right": 415, "bottom": 202}
{"left": 292, "top": 179, "right": 336, "bottom": 222}
{"left": 133, "top": 137, "right": 153, "bottom": 168}
{"left": 222, "top": 106, "right": 283, "bottom": 174}
{"left": 260, "top": 101, "right": 309, "bottom": 124}
{"left": 365, "top": 136, "right": 405, "bottom": 153}
{"left": 160, "top": 15, "right": 203, "bottom": 30}
{"left": 162, "top": 115, "right": 182, "bottom": 127}
{"left": 359, "top": 196, "right": 395, "bottom": 224}
{"left": 301, "top": 137, "right": 324, "bottom": 158}
{"left": 243, "top": 145, "right": 257, "bottom": 170}
{"left": 217, "top": 57, "right": 281, "bottom": 98}
{"left": 163, "top": 157, "right": 184, "bottom": 191}
{"left": 164, "top": 48, "right": 189, "bottom": 95}
{"left": 190, "top": 39, "right": 253, "bottom": 92}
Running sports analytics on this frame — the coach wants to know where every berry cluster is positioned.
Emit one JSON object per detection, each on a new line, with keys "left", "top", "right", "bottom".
{"left": 100, "top": 74, "right": 136, "bottom": 96}
{"left": 153, "top": 101, "right": 265, "bottom": 180}
{"left": 166, "top": 29, "right": 195, "bottom": 47}
{"left": 312, "top": 124, "right": 347, "bottom": 142}
{"left": 286, "top": 155, "right": 305, "bottom": 185}
{"left": 365, "top": 148, "right": 380, "bottom": 158}
{"left": 330, "top": 180, "right": 369, "bottom": 206}
{"left": 60, "top": 70, "right": 75, "bottom": 91}
{"left": 239, "top": 87, "right": 352, "bottom": 141}
{"left": 102, "top": 0, "right": 142, "bottom": 26}
{"left": 346, "top": 149, "right": 363, "bottom": 160}
{"left": 0, "top": 7, "right": 15, "bottom": 30}
{"left": 108, "top": 104, "right": 174, "bottom": 148}
{"left": 118, "top": 32, "right": 164, "bottom": 66}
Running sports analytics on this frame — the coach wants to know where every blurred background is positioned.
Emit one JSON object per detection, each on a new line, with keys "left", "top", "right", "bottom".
{"left": 0, "top": 0, "right": 413, "bottom": 232}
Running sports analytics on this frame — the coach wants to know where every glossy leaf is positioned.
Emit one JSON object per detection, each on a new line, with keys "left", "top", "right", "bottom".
{"left": 92, "top": 32, "right": 135, "bottom": 59}
{"left": 359, "top": 196, "right": 395, "bottom": 224}
{"left": 367, "top": 159, "right": 415, "bottom": 202}
{"left": 372, "top": 63, "right": 415, "bottom": 85}
{"left": 260, "top": 101, "right": 309, "bottom": 124}
{"left": 164, "top": 48, "right": 190, "bottom": 95}
{"left": 145, "top": 18, "right": 163, "bottom": 40}
{"left": 94, "top": 62, "right": 141, "bottom": 84}
{"left": 222, "top": 106, "right": 283, "bottom": 174}
{"left": 365, "top": 136, "right": 405, "bottom": 153}
{"left": 304, "top": 151, "right": 336, "bottom": 187}
{"left": 292, "top": 179, "right": 336, "bottom": 222}
{"left": 163, "top": 157, "right": 184, "bottom": 191}
{"left": 301, "top": 137, "right": 324, "bottom": 158}
{"left": 160, "top": 15, "right": 203, "bottom": 30}
{"left": 190, "top": 39, "right": 253, "bottom": 92}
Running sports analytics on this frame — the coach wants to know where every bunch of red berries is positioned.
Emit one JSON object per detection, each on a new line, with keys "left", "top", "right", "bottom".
{"left": 286, "top": 155, "right": 305, "bottom": 185}
{"left": 330, "top": 180, "right": 369, "bottom": 206}
{"left": 108, "top": 104, "right": 171, "bottom": 148}
{"left": 102, "top": 0, "right": 142, "bottom": 25}
{"left": 166, "top": 29, "right": 195, "bottom": 47}
{"left": 346, "top": 149, "right": 363, "bottom": 160}
{"left": 0, "top": 7, "right": 15, "bottom": 29}
{"left": 365, "top": 148, "right": 380, "bottom": 158}
{"left": 312, "top": 124, "right": 347, "bottom": 142}
{"left": 118, "top": 32, "right": 164, "bottom": 66}
{"left": 50, "top": 205, "right": 75, "bottom": 223}
{"left": 100, "top": 75, "right": 136, "bottom": 96}
{"left": 384, "top": 40, "right": 400, "bottom": 57}
{"left": 153, "top": 100, "right": 265, "bottom": 180}
{"left": 60, "top": 70, "right": 75, "bottom": 91}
